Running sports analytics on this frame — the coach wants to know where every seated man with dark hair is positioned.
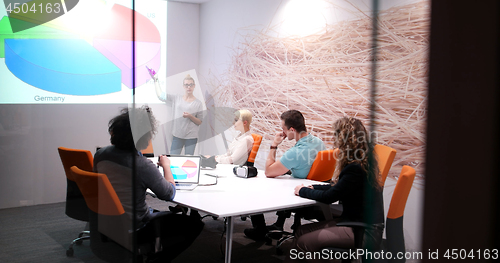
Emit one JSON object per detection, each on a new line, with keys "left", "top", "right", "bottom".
{"left": 244, "top": 109, "right": 325, "bottom": 240}
{"left": 94, "top": 106, "right": 204, "bottom": 262}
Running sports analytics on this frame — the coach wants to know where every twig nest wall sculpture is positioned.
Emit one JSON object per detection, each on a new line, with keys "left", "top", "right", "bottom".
{"left": 211, "top": 1, "right": 429, "bottom": 178}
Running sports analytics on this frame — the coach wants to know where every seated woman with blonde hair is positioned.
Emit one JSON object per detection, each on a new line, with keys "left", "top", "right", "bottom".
{"left": 214, "top": 109, "right": 254, "bottom": 165}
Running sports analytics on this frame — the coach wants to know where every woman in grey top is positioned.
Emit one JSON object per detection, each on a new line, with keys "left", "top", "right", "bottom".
{"left": 153, "top": 72, "right": 203, "bottom": 155}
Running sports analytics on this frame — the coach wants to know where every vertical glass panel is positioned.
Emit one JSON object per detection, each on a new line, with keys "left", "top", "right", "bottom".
{"left": 0, "top": 0, "right": 430, "bottom": 261}
{"left": 0, "top": 0, "right": 167, "bottom": 261}
{"left": 373, "top": 0, "right": 429, "bottom": 179}
{"left": 202, "top": 0, "right": 429, "bottom": 258}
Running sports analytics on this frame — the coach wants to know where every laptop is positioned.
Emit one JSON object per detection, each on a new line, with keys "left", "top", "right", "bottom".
{"left": 166, "top": 155, "right": 201, "bottom": 190}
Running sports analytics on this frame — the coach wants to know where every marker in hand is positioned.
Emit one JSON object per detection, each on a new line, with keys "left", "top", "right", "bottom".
{"left": 146, "top": 65, "right": 156, "bottom": 79}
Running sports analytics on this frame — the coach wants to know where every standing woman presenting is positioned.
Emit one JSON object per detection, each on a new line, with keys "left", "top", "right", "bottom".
{"left": 151, "top": 71, "right": 203, "bottom": 155}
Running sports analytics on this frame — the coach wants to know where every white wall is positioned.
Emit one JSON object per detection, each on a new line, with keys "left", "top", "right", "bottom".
{"left": 0, "top": 104, "right": 123, "bottom": 208}
{"left": 167, "top": 1, "right": 200, "bottom": 77}
{"left": 198, "top": 0, "right": 285, "bottom": 90}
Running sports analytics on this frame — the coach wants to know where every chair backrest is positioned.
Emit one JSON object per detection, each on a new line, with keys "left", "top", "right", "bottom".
{"left": 58, "top": 147, "right": 94, "bottom": 221}
{"left": 58, "top": 147, "right": 93, "bottom": 181}
{"left": 385, "top": 165, "right": 416, "bottom": 257}
{"left": 246, "top": 133, "right": 262, "bottom": 166}
{"left": 70, "top": 166, "right": 125, "bottom": 216}
{"left": 71, "top": 166, "right": 134, "bottom": 252}
{"left": 141, "top": 139, "right": 154, "bottom": 157}
{"left": 387, "top": 165, "right": 416, "bottom": 220}
{"left": 306, "top": 149, "right": 339, "bottom": 182}
{"left": 374, "top": 144, "right": 397, "bottom": 187}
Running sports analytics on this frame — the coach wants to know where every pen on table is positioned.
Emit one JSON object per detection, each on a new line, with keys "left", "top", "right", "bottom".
{"left": 204, "top": 173, "right": 218, "bottom": 178}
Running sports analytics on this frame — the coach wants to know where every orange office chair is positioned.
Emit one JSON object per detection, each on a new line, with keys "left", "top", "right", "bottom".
{"left": 141, "top": 139, "right": 154, "bottom": 157}
{"left": 70, "top": 166, "right": 125, "bottom": 216}
{"left": 70, "top": 166, "right": 162, "bottom": 262}
{"left": 57, "top": 147, "right": 93, "bottom": 257}
{"left": 374, "top": 144, "right": 397, "bottom": 187}
{"left": 306, "top": 149, "right": 339, "bottom": 182}
{"left": 245, "top": 133, "right": 262, "bottom": 167}
{"left": 385, "top": 165, "right": 416, "bottom": 259}
{"left": 328, "top": 165, "right": 416, "bottom": 262}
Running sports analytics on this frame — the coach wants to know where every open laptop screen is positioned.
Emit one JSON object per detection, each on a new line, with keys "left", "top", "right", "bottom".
{"left": 167, "top": 155, "right": 201, "bottom": 184}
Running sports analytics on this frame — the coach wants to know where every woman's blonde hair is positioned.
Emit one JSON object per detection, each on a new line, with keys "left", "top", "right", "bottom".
{"left": 236, "top": 109, "right": 252, "bottom": 125}
{"left": 184, "top": 74, "right": 195, "bottom": 84}
{"left": 331, "top": 117, "right": 381, "bottom": 189}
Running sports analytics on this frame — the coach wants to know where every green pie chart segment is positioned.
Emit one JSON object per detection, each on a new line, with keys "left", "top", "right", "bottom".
{"left": 0, "top": 16, "right": 79, "bottom": 58}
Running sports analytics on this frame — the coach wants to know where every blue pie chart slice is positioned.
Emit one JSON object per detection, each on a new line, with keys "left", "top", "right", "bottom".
{"left": 5, "top": 39, "right": 121, "bottom": 95}
{"left": 171, "top": 166, "right": 187, "bottom": 180}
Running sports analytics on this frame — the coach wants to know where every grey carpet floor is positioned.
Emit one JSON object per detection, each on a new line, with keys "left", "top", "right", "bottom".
{"left": 0, "top": 196, "right": 297, "bottom": 263}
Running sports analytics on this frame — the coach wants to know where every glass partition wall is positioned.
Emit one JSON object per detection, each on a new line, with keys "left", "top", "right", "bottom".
{"left": 202, "top": 0, "right": 429, "bottom": 260}
{"left": 0, "top": 0, "right": 431, "bottom": 262}
{"left": 0, "top": 0, "right": 168, "bottom": 261}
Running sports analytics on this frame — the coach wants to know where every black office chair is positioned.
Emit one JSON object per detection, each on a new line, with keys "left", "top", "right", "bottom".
{"left": 58, "top": 147, "right": 94, "bottom": 257}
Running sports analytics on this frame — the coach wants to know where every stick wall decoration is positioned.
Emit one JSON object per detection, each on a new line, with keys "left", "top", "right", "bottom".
{"left": 210, "top": 1, "right": 429, "bottom": 178}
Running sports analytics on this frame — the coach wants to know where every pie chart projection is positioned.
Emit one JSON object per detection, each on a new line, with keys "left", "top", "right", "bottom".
{"left": 170, "top": 159, "right": 199, "bottom": 180}
{"left": 1, "top": 2, "right": 162, "bottom": 97}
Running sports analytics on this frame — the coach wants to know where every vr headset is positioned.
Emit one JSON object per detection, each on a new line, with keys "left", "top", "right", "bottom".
{"left": 233, "top": 165, "right": 258, "bottom": 178}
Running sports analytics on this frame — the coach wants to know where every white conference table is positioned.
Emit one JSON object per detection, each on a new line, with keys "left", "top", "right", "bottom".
{"left": 169, "top": 164, "right": 331, "bottom": 263}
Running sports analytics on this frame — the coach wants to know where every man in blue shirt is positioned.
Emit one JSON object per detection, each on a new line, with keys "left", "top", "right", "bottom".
{"left": 244, "top": 110, "right": 325, "bottom": 240}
